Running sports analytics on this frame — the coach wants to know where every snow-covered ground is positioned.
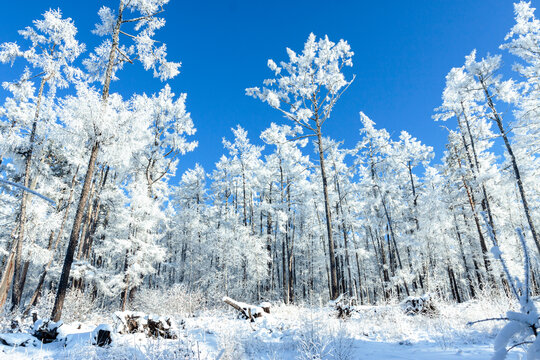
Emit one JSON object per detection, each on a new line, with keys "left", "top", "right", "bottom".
{"left": 0, "top": 297, "right": 523, "bottom": 359}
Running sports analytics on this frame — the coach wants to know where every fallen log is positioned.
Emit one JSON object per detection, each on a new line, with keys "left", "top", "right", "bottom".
{"left": 222, "top": 297, "right": 270, "bottom": 322}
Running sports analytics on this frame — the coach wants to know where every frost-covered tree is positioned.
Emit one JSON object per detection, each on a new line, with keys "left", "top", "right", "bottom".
{"left": 171, "top": 164, "right": 208, "bottom": 289}
{"left": 222, "top": 125, "right": 264, "bottom": 230}
{"left": 502, "top": 1, "right": 540, "bottom": 161}
{"left": 52, "top": 0, "right": 181, "bottom": 321}
{"left": 119, "top": 85, "right": 196, "bottom": 310}
{"left": 434, "top": 64, "right": 505, "bottom": 293}
{"left": 355, "top": 114, "right": 409, "bottom": 299}
{"left": 247, "top": 33, "right": 354, "bottom": 299}
{"left": 501, "top": 1, "right": 540, "bottom": 261}
{"left": 0, "top": 9, "right": 84, "bottom": 310}
{"left": 261, "top": 123, "right": 313, "bottom": 303}
{"left": 461, "top": 50, "right": 539, "bottom": 261}
{"left": 208, "top": 127, "right": 267, "bottom": 299}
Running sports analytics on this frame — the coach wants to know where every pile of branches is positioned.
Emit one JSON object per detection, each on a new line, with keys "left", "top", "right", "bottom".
{"left": 329, "top": 294, "right": 357, "bottom": 319}
{"left": 113, "top": 311, "right": 178, "bottom": 339}
{"left": 401, "top": 294, "right": 438, "bottom": 316}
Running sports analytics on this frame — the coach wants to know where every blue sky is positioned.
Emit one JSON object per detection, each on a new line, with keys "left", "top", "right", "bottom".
{"left": 0, "top": 0, "right": 526, "bottom": 178}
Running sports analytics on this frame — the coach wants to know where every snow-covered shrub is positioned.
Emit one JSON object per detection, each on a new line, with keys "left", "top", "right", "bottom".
{"left": 138, "top": 337, "right": 196, "bottom": 360}
{"left": 62, "top": 290, "right": 107, "bottom": 323}
{"left": 132, "top": 284, "right": 204, "bottom": 316}
{"left": 471, "top": 222, "right": 540, "bottom": 359}
{"left": 216, "top": 329, "right": 245, "bottom": 360}
{"left": 328, "top": 323, "right": 354, "bottom": 360}
{"left": 329, "top": 294, "right": 357, "bottom": 319}
{"left": 296, "top": 317, "right": 332, "bottom": 360}
{"left": 21, "top": 289, "right": 106, "bottom": 324}
{"left": 59, "top": 336, "right": 195, "bottom": 360}
{"left": 16, "top": 290, "right": 57, "bottom": 323}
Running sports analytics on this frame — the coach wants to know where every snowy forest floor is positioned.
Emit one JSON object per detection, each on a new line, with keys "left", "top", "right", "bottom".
{"left": 0, "top": 294, "right": 524, "bottom": 359}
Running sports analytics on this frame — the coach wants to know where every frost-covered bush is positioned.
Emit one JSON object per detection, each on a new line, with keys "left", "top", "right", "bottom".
{"left": 59, "top": 336, "right": 195, "bottom": 360}
{"left": 21, "top": 289, "right": 106, "bottom": 324}
{"left": 131, "top": 284, "right": 204, "bottom": 316}
{"left": 328, "top": 323, "right": 354, "bottom": 360}
{"left": 62, "top": 290, "right": 107, "bottom": 323}
{"left": 296, "top": 318, "right": 332, "bottom": 360}
{"left": 217, "top": 329, "right": 245, "bottom": 360}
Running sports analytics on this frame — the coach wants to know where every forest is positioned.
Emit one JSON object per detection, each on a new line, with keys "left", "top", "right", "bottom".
{"left": 0, "top": 1, "right": 539, "bottom": 359}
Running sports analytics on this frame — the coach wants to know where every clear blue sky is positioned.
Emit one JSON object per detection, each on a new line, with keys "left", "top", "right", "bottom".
{"left": 0, "top": 0, "right": 526, "bottom": 178}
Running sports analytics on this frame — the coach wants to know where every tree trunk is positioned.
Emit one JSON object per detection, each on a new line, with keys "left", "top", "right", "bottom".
{"left": 379, "top": 191, "right": 409, "bottom": 297}
{"left": 120, "top": 250, "right": 130, "bottom": 311}
{"left": 480, "top": 80, "right": 540, "bottom": 257}
{"left": 453, "top": 148, "right": 496, "bottom": 289}
{"left": 51, "top": 142, "right": 99, "bottom": 321}
{"left": 315, "top": 122, "right": 338, "bottom": 300}
{"left": 266, "top": 183, "right": 273, "bottom": 292}
{"left": 453, "top": 214, "right": 476, "bottom": 298}
{"left": 334, "top": 172, "right": 354, "bottom": 298}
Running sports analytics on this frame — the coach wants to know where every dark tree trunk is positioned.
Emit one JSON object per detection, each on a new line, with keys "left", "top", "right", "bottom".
{"left": 51, "top": 142, "right": 100, "bottom": 321}
{"left": 315, "top": 122, "right": 338, "bottom": 300}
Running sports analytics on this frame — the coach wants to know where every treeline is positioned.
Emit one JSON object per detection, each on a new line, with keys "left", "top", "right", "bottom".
{"left": 0, "top": 1, "right": 538, "bottom": 320}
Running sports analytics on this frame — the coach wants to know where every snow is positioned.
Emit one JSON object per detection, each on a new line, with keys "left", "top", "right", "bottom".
{"left": 33, "top": 319, "right": 62, "bottom": 333}
{"left": 0, "top": 2, "right": 539, "bottom": 359}
{"left": 0, "top": 299, "right": 526, "bottom": 359}
{"left": 0, "top": 333, "right": 37, "bottom": 347}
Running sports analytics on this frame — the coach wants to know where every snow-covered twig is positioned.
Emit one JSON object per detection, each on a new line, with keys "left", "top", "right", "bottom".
{"left": 507, "top": 340, "right": 534, "bottom": 351}
{"left": 467, "top": 317, "right": 510, "bottom": 326}
{"left": 0, "top": 178, "right": 56, "bottom": 206}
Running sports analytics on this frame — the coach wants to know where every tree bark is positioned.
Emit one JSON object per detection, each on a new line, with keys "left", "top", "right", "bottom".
{"left": 315, "top": 122, "right": 338, "bottom": 300}
{"left": 51, "top": 141, "right": 99, "bottom": 321}
{"left": 265, "top": 183, "right": 273, "bottom": 292}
